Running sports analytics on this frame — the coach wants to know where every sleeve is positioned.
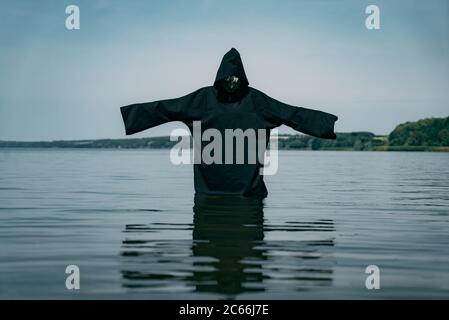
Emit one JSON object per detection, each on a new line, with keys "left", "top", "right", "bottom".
{"left": 120, "top": 88, "right": 205, "bottom": 135}
{"left": 255, "top": 90, "right": 338, "bottom": 139}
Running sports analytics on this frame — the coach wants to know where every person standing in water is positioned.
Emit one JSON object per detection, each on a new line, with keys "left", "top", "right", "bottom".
{"left": 120, "top": 48, "right": 338, "bottom": 197}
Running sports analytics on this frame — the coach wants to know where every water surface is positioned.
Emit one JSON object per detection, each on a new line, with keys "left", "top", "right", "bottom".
{"left": 0, "top": 149, "right": 448, "bottom": 299}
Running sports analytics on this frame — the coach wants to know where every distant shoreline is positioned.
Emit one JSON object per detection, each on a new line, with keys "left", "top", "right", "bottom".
{"left": 2, "top": 116, "right": 448, "bottom": 152}
{"left": 1, "top": 133, "right": 448, "bottom": 152}
{"left": 1, "top": 146, "right": 448, "bottom": 152}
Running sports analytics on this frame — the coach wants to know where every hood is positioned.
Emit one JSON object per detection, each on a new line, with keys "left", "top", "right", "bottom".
{"left": 214, "top": 48, "right": 249, "bottom": 102}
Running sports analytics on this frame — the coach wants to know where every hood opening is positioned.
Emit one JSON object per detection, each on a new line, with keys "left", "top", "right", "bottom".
{"left": 214, "top": 48, "right": 249, "bottom": 103}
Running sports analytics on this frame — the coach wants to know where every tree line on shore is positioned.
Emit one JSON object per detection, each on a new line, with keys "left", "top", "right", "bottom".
{"left": 1, "top": 117, "right": 448, "bottom": 151}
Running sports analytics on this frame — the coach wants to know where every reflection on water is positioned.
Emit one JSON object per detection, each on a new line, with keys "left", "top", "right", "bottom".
{"left": 2, "top": 150, "right": 449, "bottom": 298}
{"left": 121, "top": 194, "right": 334, "bottom": 296}
{"left": 192, "top": 195, "right": 266, "bottom": 295}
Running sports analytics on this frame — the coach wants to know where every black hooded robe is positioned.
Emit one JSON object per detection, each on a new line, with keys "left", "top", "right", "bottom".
{"left": 120, "top": 48, "right": 338, "bottom": 197}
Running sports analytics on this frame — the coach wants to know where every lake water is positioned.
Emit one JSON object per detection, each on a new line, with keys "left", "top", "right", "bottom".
{"left": 0, "top": 149, "right": 448, "bottom": 299}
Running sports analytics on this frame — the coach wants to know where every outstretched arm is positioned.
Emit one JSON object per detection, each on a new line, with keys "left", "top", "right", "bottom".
{"left": 254, "top": 90, "right": 338, "bottom": 139}
{"left": 120, "top": 88, "right": 205, "bottom": 135}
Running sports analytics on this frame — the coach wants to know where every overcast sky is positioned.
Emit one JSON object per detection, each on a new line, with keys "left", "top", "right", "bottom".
{"left": 0, "top": 0, "right": 448, "bottom": 141}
